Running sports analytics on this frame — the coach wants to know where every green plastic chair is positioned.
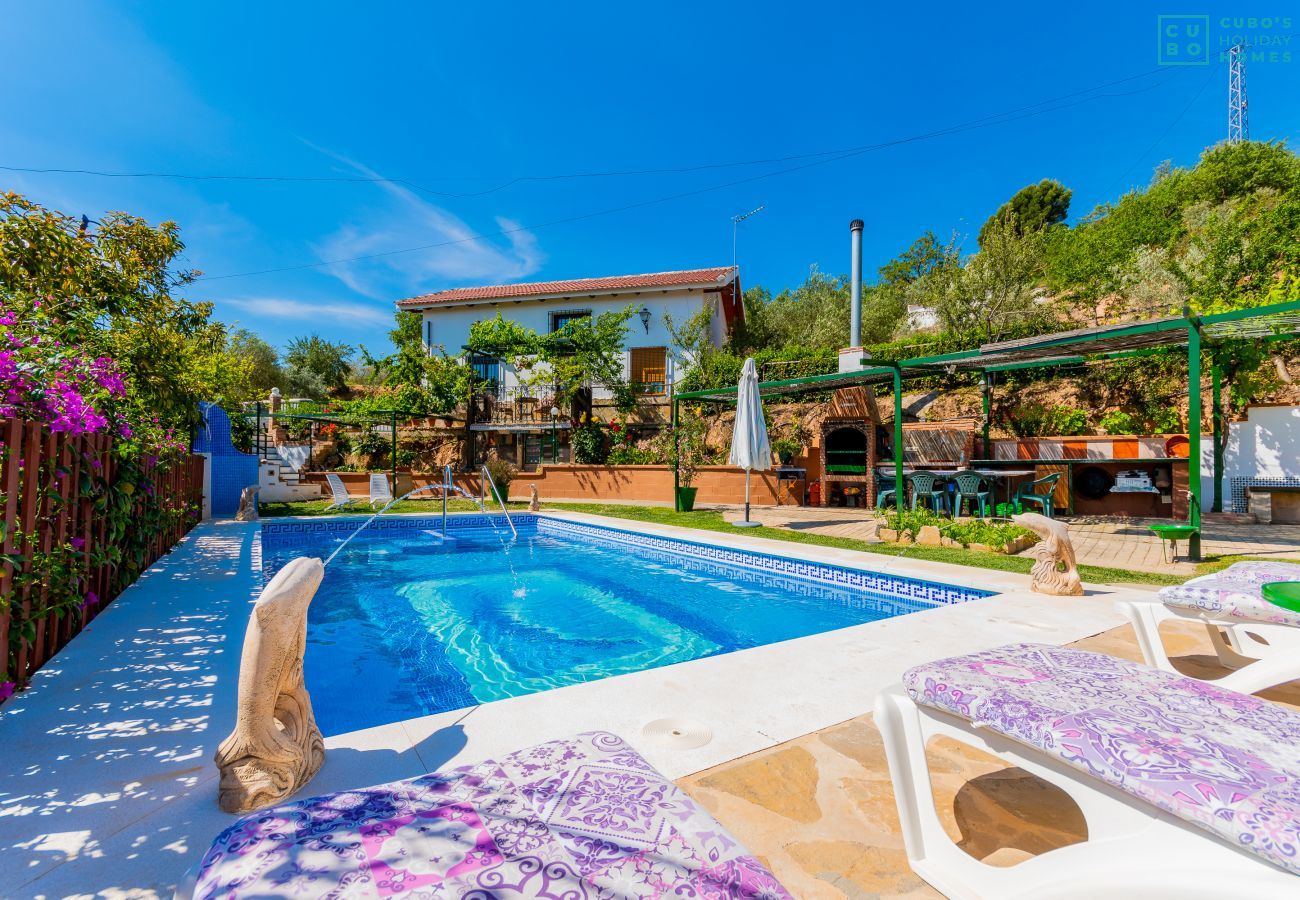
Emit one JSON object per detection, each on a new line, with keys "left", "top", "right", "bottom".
{"left": 875, "top": 473, "right": 899, "bottom": 509}
{"left": 908, "top": 471, "right": 948, "bottom": 514}
{"left": 952, "top": 469, "right": 990, "bottom": 517}
{"left": 1014, "top": 473, "right": 1060, "bottom": 518}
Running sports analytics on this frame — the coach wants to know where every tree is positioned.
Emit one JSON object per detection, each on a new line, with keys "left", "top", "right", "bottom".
{"left": 762, "top": 267, "right": 852, "bottom": 350}
{"left": 874, "top": 231, "right": 961, "bottom": 339}
{"left": 547, "top": 307, "right": 638, "bottom": 411}
{"left": 979, "top": 179, "right": 1072, "bottom": 247}
{"left": 731, "top": 285, "right": 777, "bottom": 352}
{"left": 283, "top": 334, "right": 354, "bottom": 395}
{"left": 466, "top": 307, "right": 637, "bottom": 411}
{"left": 227, "top": 329, "right": 281, "bottom": 397}
{"left": 925, "top": 215, "right": 1047, "bottom": 343}
{"left": 0, "top": 191, "right": 249, "bottom": 429}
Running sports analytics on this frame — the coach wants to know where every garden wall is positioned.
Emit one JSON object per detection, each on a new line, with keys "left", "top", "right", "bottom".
{"left": 309, "top": 465, "right": 798, "bottom": 506}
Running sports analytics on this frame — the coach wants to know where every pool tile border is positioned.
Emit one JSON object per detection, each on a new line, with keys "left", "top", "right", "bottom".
{"left": 533, "top": 516, "right": 988, "bottom": 606}
{"left": 262, "top": 513, "right": 989, "bottom": 606}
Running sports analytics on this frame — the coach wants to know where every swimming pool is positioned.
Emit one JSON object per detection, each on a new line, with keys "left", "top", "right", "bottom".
{"left": 261, "top": 514, "right": 991, "bottom": 735}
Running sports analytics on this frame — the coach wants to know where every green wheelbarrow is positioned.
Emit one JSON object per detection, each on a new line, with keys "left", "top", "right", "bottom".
{"left": 1148, "top": 523, "right": 1200, "bottom": 563}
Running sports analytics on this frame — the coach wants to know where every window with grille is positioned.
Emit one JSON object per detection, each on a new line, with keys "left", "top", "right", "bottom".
{"left": 549, "top": 310, "right": 591, "bottom": 332}
{"left": 469, "top": 352, "right": 500, "bottom": 391}
{"left": 630, "top": 347, "right": 667, "bottom": 395}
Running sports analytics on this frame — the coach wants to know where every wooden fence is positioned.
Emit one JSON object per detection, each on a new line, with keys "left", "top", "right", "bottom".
{"left": 0, "top": 417, "right": 204, "bottom": 692}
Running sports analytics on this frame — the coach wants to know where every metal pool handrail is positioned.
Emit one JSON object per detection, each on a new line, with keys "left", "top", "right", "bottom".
{"left": 481, "top": 464, "right": 517, "bottom": 538}
{"left": 442, "top": 463, "right": 453, "bottom": 536}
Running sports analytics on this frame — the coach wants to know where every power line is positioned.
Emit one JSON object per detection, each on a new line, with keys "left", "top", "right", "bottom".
{"left": 1105, "top": 67, "right": 1217, "bottom": 197}
{"left": 192, "top": 71, "right": 1185, "bottom": 283}
{"left": 2, "top": 65, "right": 1183, "bottom": 203}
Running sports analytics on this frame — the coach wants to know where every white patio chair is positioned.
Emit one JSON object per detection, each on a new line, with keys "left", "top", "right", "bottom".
{"left": 323, "top": 473, "right": 358, "bottom": 511}
{"left": 368, "top": 473, "right": 393, "bottom": 509}
{"left": 877, "top": 642, "right": 1299, "bottom": 898}
{"left": 1117, "top": 561, "right": 1300, "bottom": 694}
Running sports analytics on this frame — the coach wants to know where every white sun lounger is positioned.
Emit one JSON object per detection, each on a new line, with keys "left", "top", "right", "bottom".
{"left": 323, "top": 473, "right": 358, "bottom": 511}
{"left": 368, "top": 473, "right": 393, "bottom": 509}
{"left": 876, "top": 642, "right": 1299, "bottom": 899}
{"left": 1117, "top": 561, "right": 1300, "bottom": 694}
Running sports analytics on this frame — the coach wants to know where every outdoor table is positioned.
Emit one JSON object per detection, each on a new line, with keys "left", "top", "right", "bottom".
{"left": 875, "top": 467, "right": 1035, "bottom": 515}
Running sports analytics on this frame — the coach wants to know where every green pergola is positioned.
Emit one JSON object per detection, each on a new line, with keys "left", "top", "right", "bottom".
{"left": 245, "top": 405, "right": 426, "bottom": 486}
{"left": 673, "top": 298, "right": 1300, "bottom": 560}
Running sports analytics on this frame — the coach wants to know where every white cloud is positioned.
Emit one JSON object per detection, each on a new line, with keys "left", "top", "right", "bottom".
{"left": 223, "top": 297, "right": 393, "bottom": 328}
{"left": 308, "top": 153, "right": 545, "bottom": 299}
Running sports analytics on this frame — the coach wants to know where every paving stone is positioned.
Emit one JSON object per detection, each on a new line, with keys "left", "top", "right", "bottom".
{"left": 678, "top": 619, "right": 1300, "bottom": 898}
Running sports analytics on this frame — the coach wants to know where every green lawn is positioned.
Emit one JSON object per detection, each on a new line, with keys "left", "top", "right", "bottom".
{"left": 259, "top": 496, "right": 1195, "bottom": 586}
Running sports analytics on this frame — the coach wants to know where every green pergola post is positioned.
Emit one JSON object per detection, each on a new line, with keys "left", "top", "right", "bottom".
{"left": 980, "top": 372, "right": 993, "bottom": 455}
{"left": 1186, "top": 322, "right": 1203, "bottom": 560}
{"left": 671, "top": 397, "right": 681, "bottom": 511}
{"left": 892, "top": 366, "right": 904, "bottom": 508}
{"left": 1211, "top": 358, "right": 1224, "bottom": 513}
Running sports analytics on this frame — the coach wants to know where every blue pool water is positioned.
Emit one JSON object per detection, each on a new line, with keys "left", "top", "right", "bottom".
{"left": 262, "top": 517, "right": 983, "bottom": 735}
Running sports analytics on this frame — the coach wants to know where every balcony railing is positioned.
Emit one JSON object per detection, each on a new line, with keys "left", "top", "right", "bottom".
{"left": 473, "top": 385, "right": 567, "bottom": 426}
{"left": 631, "top": 380, "right": 667, "bottom": 396}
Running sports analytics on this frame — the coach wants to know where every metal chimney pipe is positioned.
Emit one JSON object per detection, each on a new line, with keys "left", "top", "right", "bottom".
{"left": 849, "top": 219, "right": 864, "bottom": 347}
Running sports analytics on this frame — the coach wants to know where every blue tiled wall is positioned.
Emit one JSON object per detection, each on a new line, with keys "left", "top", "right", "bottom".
{"left": 193, "top": 402, "right": 260, "bottom": 517}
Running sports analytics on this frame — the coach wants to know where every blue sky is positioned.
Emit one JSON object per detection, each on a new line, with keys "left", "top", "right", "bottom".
{"left": 4, "top": 2, "right": 1298, "bottom": 353}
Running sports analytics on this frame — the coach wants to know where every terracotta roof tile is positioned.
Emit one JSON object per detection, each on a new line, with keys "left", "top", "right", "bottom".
{"left": 396, "top": 267, "right": 735, "bottom": 309}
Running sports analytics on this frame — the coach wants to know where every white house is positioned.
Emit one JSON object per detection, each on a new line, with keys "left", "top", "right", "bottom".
{"left": 398, "top": 267, "right": 740, "bottom": 391}
{"left": 395, "top": 266, "right": 742, "bottom": 466}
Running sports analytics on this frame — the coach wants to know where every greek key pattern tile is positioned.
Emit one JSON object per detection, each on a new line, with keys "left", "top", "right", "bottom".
{"left": 535, "top": 517, "right": 989, "bottom": 605}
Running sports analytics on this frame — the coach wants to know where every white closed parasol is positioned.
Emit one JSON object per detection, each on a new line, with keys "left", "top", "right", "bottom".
{"left": 728, "top": 358, "right": 771, "bottom": 527}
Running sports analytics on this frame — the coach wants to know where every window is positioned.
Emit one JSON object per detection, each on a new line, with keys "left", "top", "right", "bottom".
{"left": 630, "top": 347, "right": 667, "bottom": 395}
{"left": 469, "top": 352, "right": 500, "bottom": 392}
{"left": 549, "top": 309, "right": 591, "bottom": 333}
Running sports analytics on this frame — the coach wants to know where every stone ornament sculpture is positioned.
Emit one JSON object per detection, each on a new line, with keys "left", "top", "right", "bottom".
{"left": 528, "top": 483, "right": 540, "bottom": 511}
{"left": 235, "top": 485, "right": 260, "bottom": 522}
{"left": 1012, "top": 512, "right": 1084, "bottom": 596}
{"left": 215, "top": 556, "right": 326, "bottom": 813}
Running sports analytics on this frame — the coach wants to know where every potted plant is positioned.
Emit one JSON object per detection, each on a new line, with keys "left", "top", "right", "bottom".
{"left": 771, "top": 436, "right": 801, "bottom": 466}
{"left": 668, "top": 415, "right": 707, "bottom": 511}
{"left": 484, "top": 456, "right": 517, "bottom": 502}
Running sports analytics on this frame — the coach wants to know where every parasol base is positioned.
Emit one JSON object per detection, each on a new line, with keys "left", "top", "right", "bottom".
{"left": 730, "top": 520, "right": 763, "bottom": 528}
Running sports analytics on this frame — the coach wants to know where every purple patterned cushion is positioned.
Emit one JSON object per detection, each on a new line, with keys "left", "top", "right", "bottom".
{"left": 1160, "top": 562, "right": 1300, "bottom": 627}
{"left": 904, "top": 643, "right": 1300, "bottom": 875}
{"left": 191, "top": 731, "right": 790, "bottom": 898}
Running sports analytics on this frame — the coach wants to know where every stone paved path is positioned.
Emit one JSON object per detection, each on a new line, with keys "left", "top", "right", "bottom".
{"left": 1061, "top": 517, "right": 1300, "bottom": 574}
{"left": 677, "top": 621, "right": 1300, "bottom": 898}
{"left": 704, "top": 503, "right": 882, "bottom": 543}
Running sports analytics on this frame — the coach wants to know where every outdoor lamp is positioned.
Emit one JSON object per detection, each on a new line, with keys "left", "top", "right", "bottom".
{"left": 638, "top": 306, "right": 651, "bottom": 332}
{"left": 550, "top": 406, "right": 560, "bottom": 419}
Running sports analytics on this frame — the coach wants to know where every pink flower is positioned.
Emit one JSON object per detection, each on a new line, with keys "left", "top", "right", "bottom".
{"left": 70, "top": 537, "right": 85, "bottom": 550}
{"left": 0, "top": 682, "right": 13, "bottom": 702}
